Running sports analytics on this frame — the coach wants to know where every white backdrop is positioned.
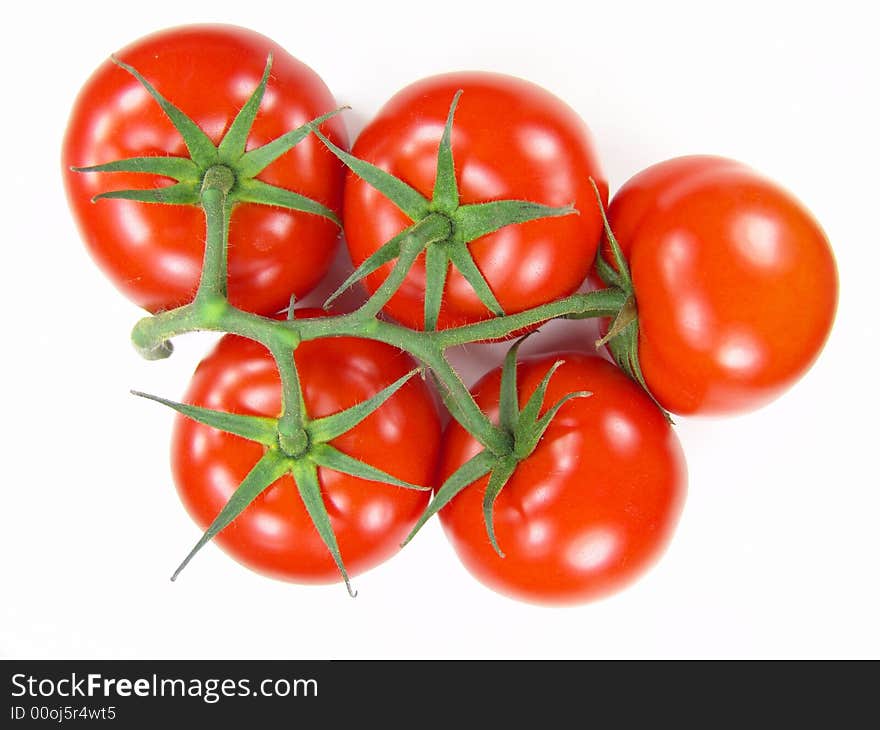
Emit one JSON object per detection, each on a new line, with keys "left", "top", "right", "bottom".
{"left": 3, "top": 0, "right": 877, "bottom": 658}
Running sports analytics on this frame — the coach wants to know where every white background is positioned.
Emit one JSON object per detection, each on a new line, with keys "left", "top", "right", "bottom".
{"left": 2, "top": 0, "right": 878, "bottom": 659}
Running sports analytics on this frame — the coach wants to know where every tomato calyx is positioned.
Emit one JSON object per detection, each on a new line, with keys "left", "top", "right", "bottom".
{"left": 312, "top": 91, "right": 577, "bottom": 330}
{"left": 71, "top": 54, "right": 344, "bottom": 225}
{"left": 583, "top": 180, "right": 670, "bottom": 420}
{"left": 403, "top": 337, "right": 590, "bottom": 556}
{"left": 130, "top": 365, "right": 428, "bottom": 596}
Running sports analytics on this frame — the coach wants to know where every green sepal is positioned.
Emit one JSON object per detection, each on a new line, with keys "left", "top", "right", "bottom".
{"left": 482, "top": 457, "right": 518, "bottom": 557}
{"left": 515, "top": 359, "right": 565, "bottom": 450}
{"left": 596, "top": 294, "right": 637, "bottom": 347}
{"left": 237, "top": 108, "right": 346, "bottom": 178}
{"left": 352, "top": 215, "right": 452, "bottom": 319}
{"left": 499, "top": 334, "right": 533, "bottom": 433}
{"left": 605, "top": 318, "right": 672, "bottom": 423}
{"left": 586, "top": 178, "right": 669, "bottom": 420}
{"left": 235, "top": 178, "right": 341, "bottom": 226}
{"left": 323, "top": 225, "right": 408, "bottom": 309}
{"left": 446, "top": 244, "right": 504, "bottom": 317}
{"left": 92, "top": 182, "right": 200, "bottom": 205}
{"left": 454, "top": 200, "right": 576, "bottom": 244}
{"left": 594, "top": 251, "right": 621, "bottom": 289}
{"left": 131, "top": 391, "right": 279, "bottom": 446}
{"left": 217, "top": 55, "right": 273, "bottom": 163}
{"left": 402, "top": 449, "right": 497, "bottom": 547}
{"left": 423, "top": 244, "right": 449, "bottom": 331}
{"left": 72, "top": 156, "right": 200, "bottom": 182}
{"left": 80, "top": 57, "right": 345, "bottom": 229}
{"left": 589, "top": 177, "right": 631, "bottom": 290}
{"left": 311, "top": 443, "right": 428, "bottom": 491}
{"left": 523, "top": 390, "right": 592, "bottom": 456}
{"left": 291, "top": 458, "right": 356, "bottom": 597}
{"left": 311, "top": 127, "right": 430, "bottom": 220}
{"left": 431, "top": 90, "right": 462, "bottom": 213}
{"left": 308, "top": 369, "right": 420, "bottom": 442}
{"left": 404, "top": 348, "right": 594, "bottom": 550}
{"left": 171, "top": 451, "right": 289, "bottom": 581}
{"left": 112, "top": 57, "right": 218, "bottom": 169}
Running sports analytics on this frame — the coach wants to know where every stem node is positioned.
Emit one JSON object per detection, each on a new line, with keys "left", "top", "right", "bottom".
{"left": 201, "top": 164, "right": 236, "bottom": 195}
{"left": 278, "top": 418, "right": 310, "bottom": 459}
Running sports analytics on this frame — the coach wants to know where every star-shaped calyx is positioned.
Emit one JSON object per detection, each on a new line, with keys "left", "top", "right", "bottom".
{"left": 313, "top": 93, "right": 578, "bottom": 330}
{"left": 402, "top": 336, "right": 591, "bottom": 556}
{"left": 133, "top": 366, "right": 427, "bottom": 597}
{"left": 72, "top": 54, "right": 343, "bottom": 226}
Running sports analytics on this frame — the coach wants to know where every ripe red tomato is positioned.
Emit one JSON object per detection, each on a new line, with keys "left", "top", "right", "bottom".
{"left": 604, "top": 156, "right": 838, "bottom": 415}
{"left": 438, "top": 353, "right": 686, "bottom": 605}
{"left": 62, "top": 24, "right": 347, "bottom": 315}
{"left": 171, "top": 315, "right": 440, "bottom": 583}
{"left": 344, "top": 72, "right": 607, "bottom": 329}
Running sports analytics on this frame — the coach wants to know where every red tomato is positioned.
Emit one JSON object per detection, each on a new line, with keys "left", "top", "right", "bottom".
{"left": 62, "top": 24, "right": 347, "bottom": 315}
{"left": 438, "top": 354, "right": 686, "bottom": 605}
{"left": 171, "top": 315, "right": 440, "bottom": 583}
{"left": 344, "top": 72, "right": 607, "bottom": 329}
{"left": 604, "top": 156, "right": 838, "bottom": 415}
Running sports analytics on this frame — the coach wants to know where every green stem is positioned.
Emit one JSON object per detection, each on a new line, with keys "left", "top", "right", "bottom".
{"left": 131, "top": 301, "right": 296, "bottom": 361}
{"left": 130, "top": 286, "right": 628, "bottom": 454}
{"left": 433, "top": 288, "right": 628, "bottom": 348}
{"left": 271, "top": 342, "right": 309, "bottom": 457}
{"left": 195, "top": 166, "right": 236, "bottom": 301}
{"left": 296, "top": 316, "right": 508, "bottom": 454}
{"left": 133, "top": 286, "right": 625, "bottom": 400}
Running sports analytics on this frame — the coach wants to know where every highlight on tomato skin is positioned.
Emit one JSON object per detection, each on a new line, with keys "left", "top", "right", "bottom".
{"left": 343, "top": 71, "right": 608, "bottom": 330}
{"left": 437, "top": 354, "right": 687, "bottom": 606}
{"left": 171, "top": 322, "right": 442, "bottom": 584}
{"left": 600, "top": 155, "right": 839, "bottom": 416}
{"left": 62, "top": 24, "right": 348, "bottom": 316}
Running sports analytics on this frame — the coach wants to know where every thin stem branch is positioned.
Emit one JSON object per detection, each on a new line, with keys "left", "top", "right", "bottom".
{"left": 433, "top": 288, "right": 628, "bottom": 348}
{"left": 131, "top": 281, "right": 628, "bottom": 455}
{"left": 271, "top": 343, "right": 304, "bottom": 422}
{"left": 296, "top": 317, "right": 509, "bottom": 454}
{"left": 269, "top": 341, "right": 309, "bottom": 455}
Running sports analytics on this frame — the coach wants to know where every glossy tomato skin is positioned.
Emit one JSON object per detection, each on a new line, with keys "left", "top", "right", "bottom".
{"left": 63, "top": 25, "right": 347, "bottom": 315}
{"left": 605, "top": 156, "right": 838, "bottom": 415}
{"left": 171, "top": 313, "right": 440, "bottom": 583}
{"left": 439, "top": 354, "right": 686, "bottom": 605}
{"left": 345, "top": 72, "right": 607, "bottom": 329}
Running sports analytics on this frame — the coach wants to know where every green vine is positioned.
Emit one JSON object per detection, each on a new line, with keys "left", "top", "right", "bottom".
{"left": 77, "top": 54, "right": 652, "bottom": 593}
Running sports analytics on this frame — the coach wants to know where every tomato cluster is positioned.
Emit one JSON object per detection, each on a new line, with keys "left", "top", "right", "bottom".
{"left": 63, "top": 25, "right": 837, "bottom": 605}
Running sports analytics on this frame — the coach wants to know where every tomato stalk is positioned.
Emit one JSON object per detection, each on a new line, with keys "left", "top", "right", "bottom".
{"left": 84, "top": 53, "right": 657, "bottom": 592}
{"left": 194, "top": 166, "right": 235, "bottom": 301}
